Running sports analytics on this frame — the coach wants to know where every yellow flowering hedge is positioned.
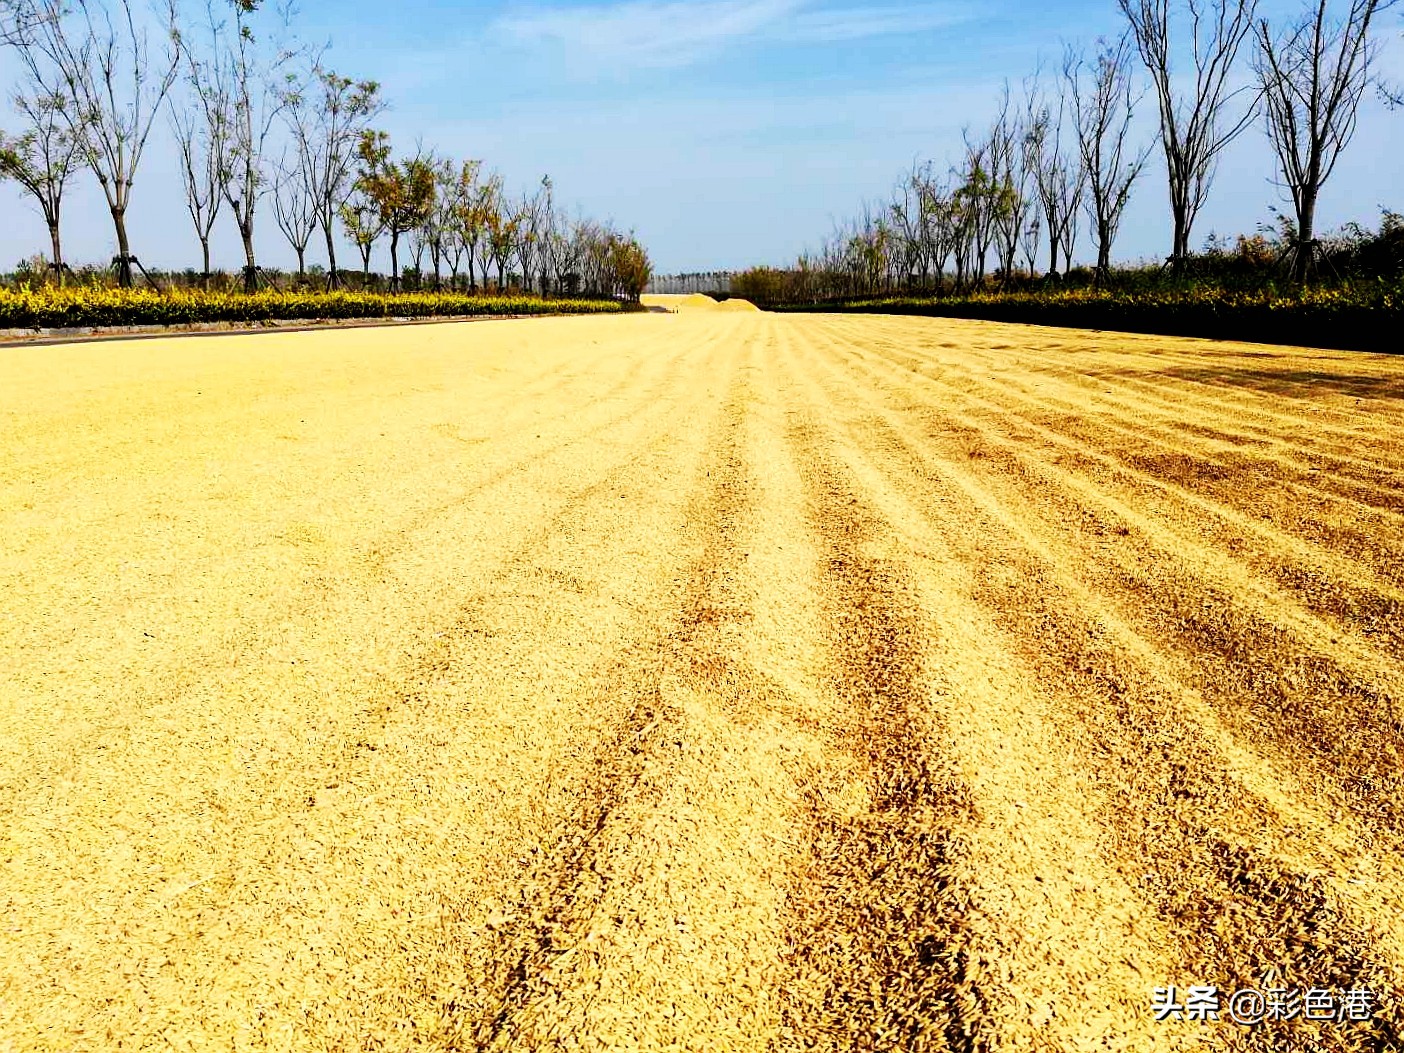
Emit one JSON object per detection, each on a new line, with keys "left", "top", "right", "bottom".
{"left": 0, "top": 287, "right": 622, "bottom": 329}
{"left": 774, "top": 284, "right": 1402, "bottom": 354}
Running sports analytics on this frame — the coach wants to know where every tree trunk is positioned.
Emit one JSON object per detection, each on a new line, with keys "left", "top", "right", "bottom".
{"left": 324, "top": 221, "right": 340, "bottom": 290}
{"left": 241, "top": 222, "right": 257, "bottom": 294}
{"left": 1294, "top": 188, "right": 1318, "bottom": 284}
{"left": 1170, "top": 192, "right": 1191, "bottom": 270}
{"left": 390, "top": 229, "right": 400, "bottom": 292}
{"left": 1096, "top": 221, "right": 1112, "bottom": 284}
{"left": 296, "top": 247, "right": 306, "bottom": 279}
{"left": 112, "top": 208, "right": 133, "bottom": 287}
{"left": 201, "top": 238, "right": 212, "bottom": 290}
{"left": 48, "top": 220, "right": 63, "bottom": 288}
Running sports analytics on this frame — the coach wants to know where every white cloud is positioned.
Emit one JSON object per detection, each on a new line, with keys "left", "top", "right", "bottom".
{"left": 492, "top": 0, "right": 802, "bottom": 71}
{"left": 785, "top": 4, "right": 974, "bottom": 43}
{"left": 489, "top": 0, "right": 975, "bottom": 74}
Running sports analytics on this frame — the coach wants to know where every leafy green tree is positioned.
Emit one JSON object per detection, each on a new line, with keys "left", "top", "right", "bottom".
{"left": 0, "top": 89, "right": 84, "bottom": 284}
{"left": 610, "top": 234, "right": 652, "bottom": 301}
{"left": 354, "top": 130, "right": 436, "bottom": 291}
{"left": 339, "top": 186, "right": 382, "bottom": 282}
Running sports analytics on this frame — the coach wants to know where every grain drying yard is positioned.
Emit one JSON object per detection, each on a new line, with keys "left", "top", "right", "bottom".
{"left": 2, "top": 297, "right": 1403, "bottom": 1051}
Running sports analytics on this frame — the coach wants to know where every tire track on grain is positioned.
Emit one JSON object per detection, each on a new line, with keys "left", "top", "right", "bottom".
{"left": 358, "top": 326, "right": 713, "bottom": 578}
{"left": 936, "top": 352, "right": 1404, "bottom": 571}
{"left": 851, "top": 316, "right": 1403, "bottom": 503}
{"left": 775, "top": 321, "right": 1200, "bottom": 1051}
{"left": 0, "top": 321, "right": 732, "bottom": 1051}
{"left": 784, "top": 316, "right": 1404, "bottom": 1051}
{"left": 776, "top": 410, "right": 985, "bottom": 1053}
{"left": 800, "top": 317, "right": 1404, "bottom": 849}
{"left": 0, "top": 325, "right": 703, "bottom": 811}
{"left": 842, "top": 324, "right": 1404, "bottom": 595}
{"left": 901, "top": 318, "right": 1404, "bottom": 463}
{"left": 834, "top": 324, "right": 1404, "bottom": 664}
{"left": 822, "top": 321, "right": 1404, "bottom": 675}
{"left": 263, "top": 335, "right": 739, "bottom": 1050}
{"left": 925, "top": 340, "right": 1404, "bottom": 517}
{"left": 819, "top": 332, "right": 1404, "bottom": 834}
{"left": 475, "top": 329, "right": 811, "bottom": 1051}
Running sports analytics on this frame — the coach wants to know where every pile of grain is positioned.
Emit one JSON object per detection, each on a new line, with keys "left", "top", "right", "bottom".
{"left": 639, "top": 293, "right": 753, "bottom": 313}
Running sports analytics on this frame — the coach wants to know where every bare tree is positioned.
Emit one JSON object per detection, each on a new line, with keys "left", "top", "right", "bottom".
{"left": 406, "top": 224, "right": 426, "bottom": 287}
{"left": 0, "top": 0, "right": 48, "bottom": 46}
{"left": 552, "top": 207, "right": 586, "bottom": 295}
{"left": 283, "top": 65, "right": 383, "bottom": 288}
{"left": 0, "top": 86, "right": 85, "bottom": 283}
{"left": 189, "top": 0, "right": 298, "bottom": 292}
{"left": 535, "top": 175, "right": 558, "bottom": 294}
{"left": 511, "top": 180, "right": 551, "bottom": 294}
{"left": 952, "top": 129, "right": 1005, "bottom": 287}
{"left": 1067, "top": 35, "right": 1153, "bottom": 280}
{"left": 11, "top": 0, "right": 181, "bottom": 286}
{"left": 420, "top": 154, "right": 456, "bottom": 290}
{"left": 1024, "top": 77, "right": 1085, "bottom": 276}
{"left": 889, "top": 161, "right": 929, "bottom": 290}
{"left": 1119, "top": 0, "right": 1262, "bottom": 267}
{"left": 1255, "top": 0, "right": 1394, "bottom": 279}
{"left": 918, "top": 167, "right": 958, "bottom": 289}
{"left": 988, "top": 87, "right": 1037, "bottom": 285}
{"left": 478, "top": 174, "right": 512, "bottom": 289}
{"left": 272, "top": 148, "right": 317, "bottom": 278}
{"left": 1020, "top": 203, "right": 1043, "bottom": 275}
{"left": 169, "top": 68, "right": 227, "bottom": 288}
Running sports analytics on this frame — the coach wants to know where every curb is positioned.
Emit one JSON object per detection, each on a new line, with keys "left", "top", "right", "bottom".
{"left": 0, "top": 310, "right": 616, "bottom": 348}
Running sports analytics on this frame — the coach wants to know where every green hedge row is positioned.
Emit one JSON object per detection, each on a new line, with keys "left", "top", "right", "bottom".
{"left": 771, "top": 286, "right": 1403, "bottom": 354}
{"left": 0, "top": 288, "right": 622, "bottom": 330}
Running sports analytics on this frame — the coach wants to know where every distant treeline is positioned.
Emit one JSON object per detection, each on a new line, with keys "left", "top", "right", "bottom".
{"left": 734, "top": 214, "right": 1404, "bottom": 306}
{"left": 743, "top": 218, "right": 1404, "bottom": 354}
{"left": 735, "top": 0, "right": 1398, "bottom": 301}
{"left": 646, "top": 272, "right": 735, "bottom": 295}
{"left": 0, "top": 0, "right": 653, "bottom": 298}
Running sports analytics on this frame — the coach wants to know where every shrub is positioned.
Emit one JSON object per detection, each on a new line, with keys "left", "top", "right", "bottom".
{"left": 0, "top": 287, "right": 622, "bottom": 331}
{"left": 772, "top": 284, "right": 1403, "bottom": 354}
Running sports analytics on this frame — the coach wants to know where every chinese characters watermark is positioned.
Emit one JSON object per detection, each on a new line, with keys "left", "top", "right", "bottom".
{"left": 1151, "top": 983, "right": 1377, "bottom": 1026}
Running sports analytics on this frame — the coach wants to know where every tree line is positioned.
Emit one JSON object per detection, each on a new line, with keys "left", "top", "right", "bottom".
{"left": 735, "top": 0, "right": 1395, "bottom": 306}
{"left": 646, "top": 271, "right": 735, "bottom": 294}
{"left": 0, "top": 0, "right": 653, "bottom": 298}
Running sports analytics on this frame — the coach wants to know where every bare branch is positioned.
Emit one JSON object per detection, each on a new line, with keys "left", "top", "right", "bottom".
{"left": 1118, "top": 0, "right": 1261, "bottom": 264}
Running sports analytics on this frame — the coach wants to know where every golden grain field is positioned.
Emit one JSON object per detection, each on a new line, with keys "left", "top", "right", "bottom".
{"left": 2, "top": 310, "right": 1403, "bottom": 1052}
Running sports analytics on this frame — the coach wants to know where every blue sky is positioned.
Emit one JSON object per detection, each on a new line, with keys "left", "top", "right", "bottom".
{"left": 0, "top": 0, "right": 1401, "bottom": 274}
